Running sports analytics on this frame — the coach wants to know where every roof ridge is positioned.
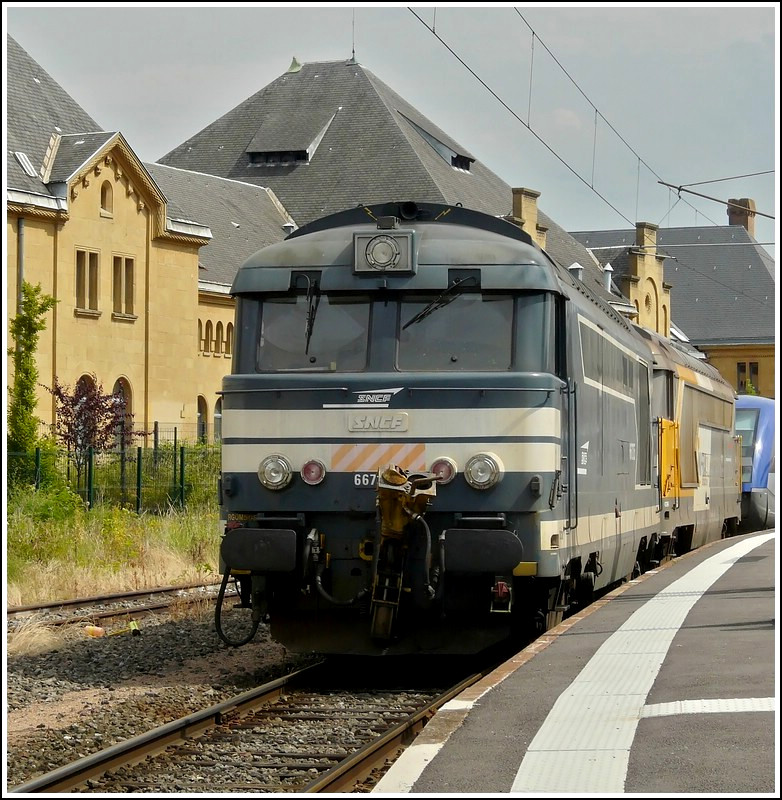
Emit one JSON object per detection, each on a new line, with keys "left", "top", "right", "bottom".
{"left": 148, "top": 161, "right": 274, "bottom": 192}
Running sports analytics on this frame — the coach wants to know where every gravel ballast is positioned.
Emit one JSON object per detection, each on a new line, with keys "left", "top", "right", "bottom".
{"left": 6, "top": 611, "right": 317, "bottom": 789}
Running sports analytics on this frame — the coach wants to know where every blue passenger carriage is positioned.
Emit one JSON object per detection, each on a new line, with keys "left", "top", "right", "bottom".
{"left": 735, "top": 394, "right": 775, "bottom": 531}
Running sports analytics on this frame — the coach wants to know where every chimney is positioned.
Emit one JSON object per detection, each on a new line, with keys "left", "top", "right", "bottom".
{"left": 512, "top": 187, "right": 548, "bottom": 249}
{"left": 727, "top": 198, "right": 756, "bottom": 238}
{"left": 635, "top": 221, "right": 658, "bottom": 251}
{"left": 603, "top": 261, "right": 614, "bottom": 292}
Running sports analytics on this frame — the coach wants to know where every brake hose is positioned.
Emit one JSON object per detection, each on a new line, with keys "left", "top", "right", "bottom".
{"left": 214, "top": 569, "right": 260, "bottom": 647}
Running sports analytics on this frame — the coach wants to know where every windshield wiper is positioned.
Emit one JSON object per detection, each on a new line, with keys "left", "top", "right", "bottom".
{"left": 304, "top": 279, "right": 321, "bottom": 355}
{"left": 402, "top": 276, "right": 477, "bottom": 330}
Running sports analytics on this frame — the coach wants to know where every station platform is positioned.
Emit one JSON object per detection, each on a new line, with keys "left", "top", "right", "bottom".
{"left": 374, "top": 529, "right": 777, "bottom": 795}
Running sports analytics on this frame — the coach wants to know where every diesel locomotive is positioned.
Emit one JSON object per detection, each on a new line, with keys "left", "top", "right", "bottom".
{"left": 215, "top": 201, "right": 742, "bottom": 655}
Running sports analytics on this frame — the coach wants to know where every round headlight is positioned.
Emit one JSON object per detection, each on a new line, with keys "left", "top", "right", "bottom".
{"left": 430, "top": 457, "right": 457, "bottom": 485}
{"left": 365, "top": 235, "right": 400, "bottom": 269}
{"left": 258, "top": 454, "right": 293, "bottom": 490}
{"left": 464, "top": 453, "right": 503, "bottom": 490}
{"left": 301, "top": 459, "right": 326, "bottom": 486}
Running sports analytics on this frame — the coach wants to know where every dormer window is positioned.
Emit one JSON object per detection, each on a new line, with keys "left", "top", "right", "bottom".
{"left": 398, "top": 111, "right": 475, "bottom": 173}
{"left": 246, "top": 109, "right": 337, "bottom": 168}
{"left": 249, "top": 150, "right": 309, "bottom": 166}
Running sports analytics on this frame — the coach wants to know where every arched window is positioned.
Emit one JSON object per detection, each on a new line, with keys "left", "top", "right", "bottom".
{"left": 73, "top": 375, "right": 96, "bottom": 444}
{"left": 198, "top": 320, "right": 203, "bottom": 351}
{"left": 225, "top": 322, "right": 234, "bottom": 356}
{"left": 204, "top": 321, "right": 213, "bottom": 353}
{"left": 197, "top": 395, "right": 208, "bottom": 442}
{"left": 112, "top": 378, "right": 133, "bottom": 448}
{"left": 214, "top": 398, "right": 222, "bottom": 442}
{"left": 100, "top": 180, "right": 113, "bottom": 214}
{"left": 215, "top": 322, "right": 224, "bottom": 355}
{"left": 77, "top": 374, "right": 96, "bottom": 394}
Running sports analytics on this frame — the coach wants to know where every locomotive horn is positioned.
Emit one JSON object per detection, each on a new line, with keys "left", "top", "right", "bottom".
{"left": 398, "top": 201, "right": 418, "bottom": 220}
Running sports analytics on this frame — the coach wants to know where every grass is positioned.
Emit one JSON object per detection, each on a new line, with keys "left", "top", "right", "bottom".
{"left": 6, "top": 618, "right": 64, "bottom": 657}
{"left": 6, "top": 484, "right": 221, "bottom": 607}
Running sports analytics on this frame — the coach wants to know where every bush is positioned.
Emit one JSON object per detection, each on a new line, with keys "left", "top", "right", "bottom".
{"left": 6, "top": 490, "right": 220, "bottom": 602}
{"left": 6, "top": 484, "right": 87, "bottom": 573}
{"left": 7, "top": 482, "right": 86, "bottom": 524}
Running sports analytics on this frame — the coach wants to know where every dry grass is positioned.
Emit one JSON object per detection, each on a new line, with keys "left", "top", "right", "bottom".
{"left": 7, "top": 492, "right": 222, "bottom": 607}
{"left": 165, "top": 594, "right": 215, "bottom": 622}
{"left": 6, "top": 546, "right": 220, "bottom": 608}
{"left": 6, "top": 618, "right": 67, "bottom": 657}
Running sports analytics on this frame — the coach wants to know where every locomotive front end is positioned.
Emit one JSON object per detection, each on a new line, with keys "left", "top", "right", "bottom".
{"left": 216, "top": 202, "right": 568, "bottom": 655}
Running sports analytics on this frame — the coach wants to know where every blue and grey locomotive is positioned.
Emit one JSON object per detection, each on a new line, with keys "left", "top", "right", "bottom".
{"left": 215, "top": 201, "right": 741, "bottom": 655}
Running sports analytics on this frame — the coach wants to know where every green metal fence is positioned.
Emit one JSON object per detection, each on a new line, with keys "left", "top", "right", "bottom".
{"left": 7, "top": 443, "right": 220, "bottom": 512}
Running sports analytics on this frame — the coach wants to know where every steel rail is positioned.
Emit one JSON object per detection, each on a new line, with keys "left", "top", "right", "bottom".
{"left": 301, "top": 671, "right": 483, "bottom": 793}
{"left": 7, "top": 580, "right": 223, "bottom": 616}
{"left": 17, "top": 596, "right": 235, "bottom": 629}
{"left": 9, "top": 663, "right": 324, "bottom": 794}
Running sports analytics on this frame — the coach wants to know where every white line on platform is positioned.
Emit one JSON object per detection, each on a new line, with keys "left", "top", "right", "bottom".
{"left": 511, "top": 532, "right": 774, "bottom": 793}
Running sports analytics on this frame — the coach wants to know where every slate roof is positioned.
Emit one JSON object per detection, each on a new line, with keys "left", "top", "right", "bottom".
{"left": 6, "top": 33, "right": 102, "bottom": 195}
{"left": 158, "top": 58, "right": 622, "bottom": 306}
{"left": 7, "top": 34, "right": 292, "bottom": 287}
{"left": 145, "top": 164, "right": 291, "bottom": 285}
{"left": 46, "top": 132, "right": 119, "bottom": 182}
{"left": 571, "top": 226, "right": 776, "bottom": 347}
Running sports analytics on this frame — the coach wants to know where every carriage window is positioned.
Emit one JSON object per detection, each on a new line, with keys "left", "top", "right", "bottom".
{"left": 398, "top": 294, "right": 513, "bottom": 371}
{"left": 257, "top": 294, "right": 370, "bottom": 371}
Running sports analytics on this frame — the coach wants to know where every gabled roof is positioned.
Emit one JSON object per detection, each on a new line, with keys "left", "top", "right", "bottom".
{"left": 7, "top": 34, "right": 292, "bottom": 278}
{"left": 145, "top": 164, "right": 292, "bottom": 286}
{"left": 6, "top": 33, "right": 102, "bottom": 195}
{"left": 571, "top": 225, "right": 776, "bottom": 347}
{"left": 159, "top": 58, "right": 623, "bottom": 305}
{"left": 45, "top": 132, "right": 119, "bottom": 183}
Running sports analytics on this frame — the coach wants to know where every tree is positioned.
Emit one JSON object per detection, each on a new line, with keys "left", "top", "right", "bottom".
{"left": 7, "top": 281, "right": 57, "bottom": 484}
{"left": 47, "top": 374, "right": 140, "bottom": 487}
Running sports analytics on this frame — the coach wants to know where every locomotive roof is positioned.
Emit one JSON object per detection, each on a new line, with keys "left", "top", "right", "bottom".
{"left": 232, "top": 201, "right": 564, "bottom": 294}
{"left": 632, "top": 322, "right": 734, "bottom": 397}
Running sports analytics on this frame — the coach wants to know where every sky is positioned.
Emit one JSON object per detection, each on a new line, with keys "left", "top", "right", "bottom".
{"left": 4, "top": 2, "right": 779, "bottom": 256}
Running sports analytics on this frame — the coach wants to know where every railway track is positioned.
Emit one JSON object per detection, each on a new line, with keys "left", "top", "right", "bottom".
{"left": 7, "top": 581, "right": 235, "bottom": 631}
{"left": 10, "top": 660, "right": 486, "bottom": 793}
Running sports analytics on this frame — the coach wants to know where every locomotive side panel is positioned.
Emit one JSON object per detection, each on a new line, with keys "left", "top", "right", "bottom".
{"left": 550, "top": 297, "right": 658, "bottom": 601}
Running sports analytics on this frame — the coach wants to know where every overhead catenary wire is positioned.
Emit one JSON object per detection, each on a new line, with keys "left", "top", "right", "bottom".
{"left": 408, "top": 7, "right": 773, "bottom": 308}
{"left": 411, "top": 7, "right": 772, "bottom": 234}
{"left": 680, "top": 170, "right": 774, "bottom": 188}
{"left": 510, "top": 8, "right": 726, "bottom": 229}
{"left": 408, "top": 7, "right": 635, "bottom": 227}
{"left": 658, "top": 181, "right": 775, "bottom": 220}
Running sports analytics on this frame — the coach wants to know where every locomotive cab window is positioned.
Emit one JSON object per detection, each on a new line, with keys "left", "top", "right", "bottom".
{"left": 398, "top": 292, "right": 514, "bottom": 371}
{"left": 257, "top": 294, "right": 370, "bottom": 372}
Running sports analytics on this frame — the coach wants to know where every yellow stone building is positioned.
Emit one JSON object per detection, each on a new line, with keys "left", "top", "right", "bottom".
{"left": 7, "top": 36, "right": 292, "bottom": 441}
{"left": 8, "top": 134, "right": 200, "bottom": 435}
